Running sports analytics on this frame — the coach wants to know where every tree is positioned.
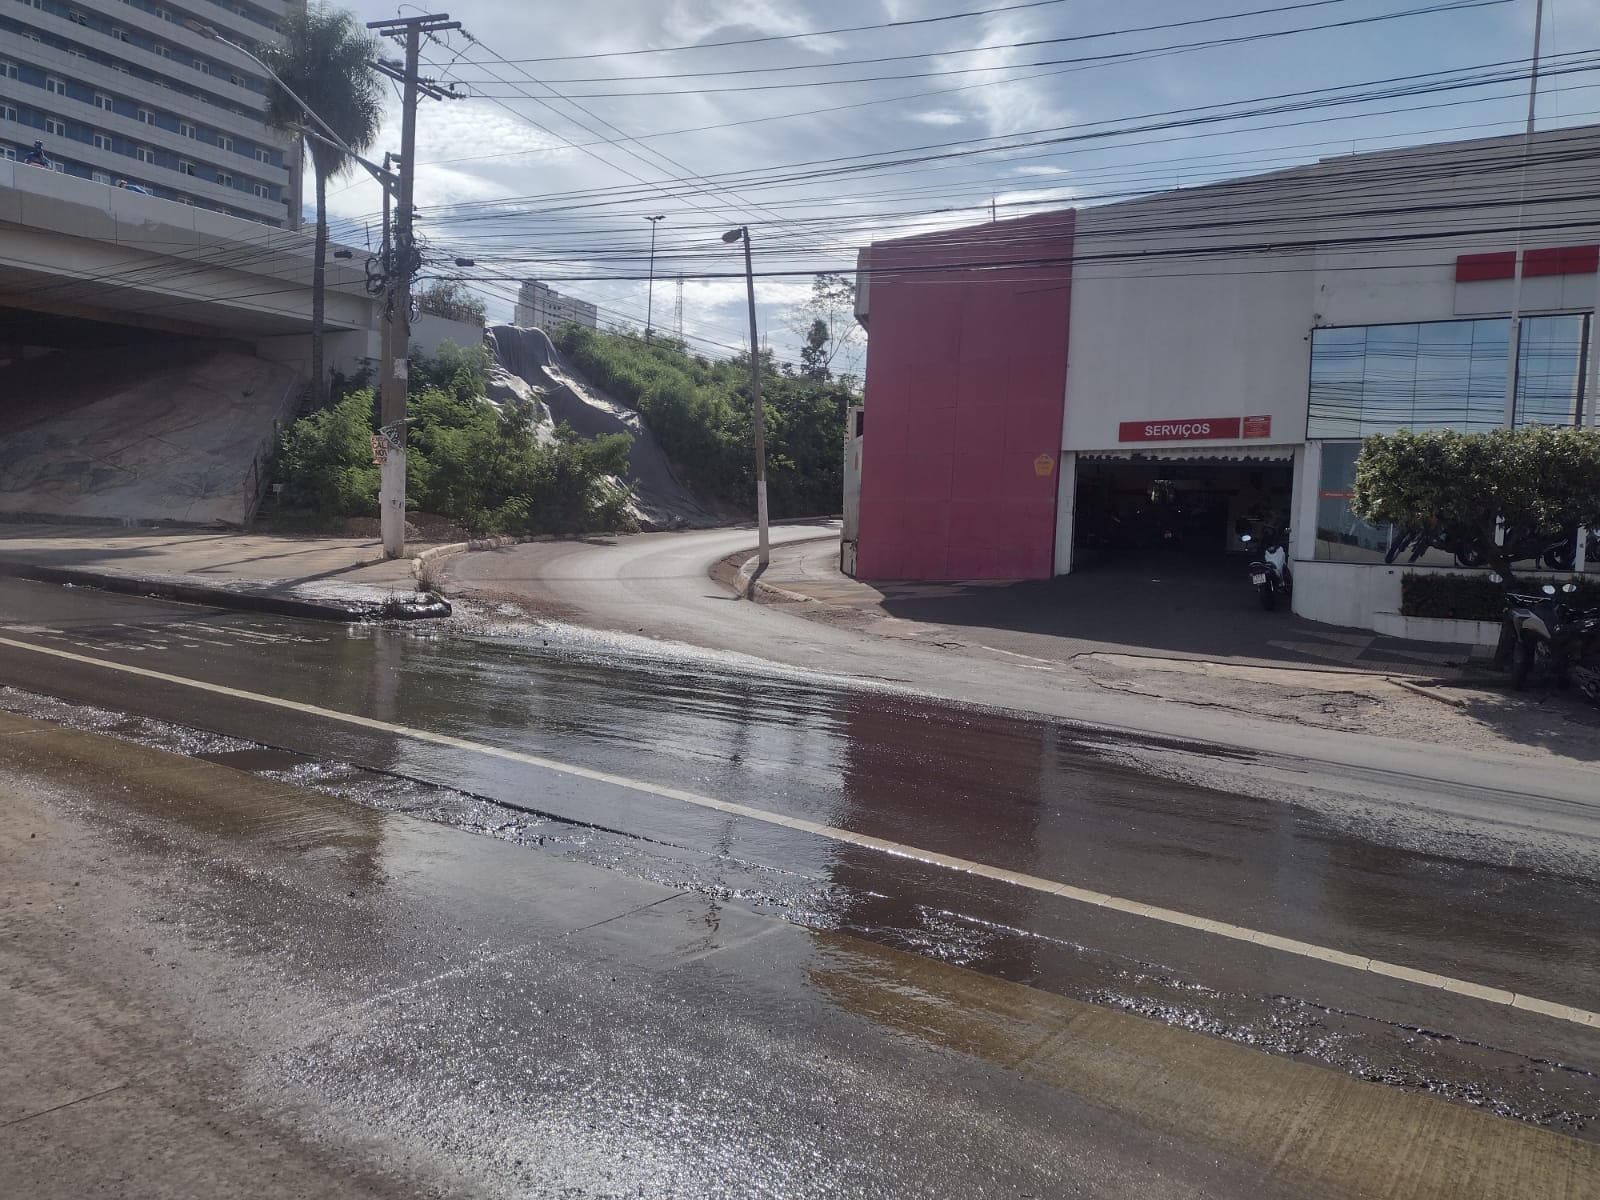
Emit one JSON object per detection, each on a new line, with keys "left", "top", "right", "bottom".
{"left": 1352, "top": 426, "right": 1600, "bottom": 583}
{"left": 799, "top": 319, "right": 830, "bottom": 381}
{"left": 417, "top": 280, "right": 487, "bottom": 325}
{"left": 260, "top": 6, "right": 383, "bottom": 408}
{"left": 787, "top": 273, "right": 862, "bottom": 386}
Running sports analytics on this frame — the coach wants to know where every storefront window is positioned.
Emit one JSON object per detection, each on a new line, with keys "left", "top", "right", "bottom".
{"left": 1315, "top": 442, "right": 1399, "bottom": 563}
{"left": 1307, "top": 315, "right": 1588, "bottom": 438}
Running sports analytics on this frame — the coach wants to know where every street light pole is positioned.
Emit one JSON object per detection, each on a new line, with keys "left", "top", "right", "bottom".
{"left": 723, "top": 226, "right": 768, "bottom": 567}
{"left": 644, "top": 214, "right": 664, "bottom": 340}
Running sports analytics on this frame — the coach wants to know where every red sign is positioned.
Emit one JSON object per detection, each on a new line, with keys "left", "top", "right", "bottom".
{"left": 1242, "top": 414, "right": 1272, "bottom": 439}
{"left": 1119, "top": 417, "right": 1242, "bottom": 443}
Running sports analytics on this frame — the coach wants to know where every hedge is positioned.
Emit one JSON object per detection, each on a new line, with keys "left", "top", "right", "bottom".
{"left": 1401, "top": 572, "right": 1600, "bottom": 620}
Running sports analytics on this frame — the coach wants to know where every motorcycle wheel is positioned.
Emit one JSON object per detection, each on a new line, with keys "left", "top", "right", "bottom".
{"left": 1259, "top": 585, "right": 1276, "bottom": 612}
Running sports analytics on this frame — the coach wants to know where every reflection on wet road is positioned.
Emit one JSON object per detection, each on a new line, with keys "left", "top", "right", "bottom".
{"left": 1, "top": 578, "right": 1598, "bottom": 1139}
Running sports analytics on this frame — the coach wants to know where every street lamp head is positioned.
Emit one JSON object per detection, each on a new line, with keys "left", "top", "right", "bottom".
{"left": 721, "top": 228, "right": 745, "bottom": 243}
{"left": 181, "top": 18, "right": 218, "bottom": 39}
{"left": 646, "top": 214, "right": 665, "bottom": 222}
{"left": 453, "top": 257, "right": 475, "bottom": 267}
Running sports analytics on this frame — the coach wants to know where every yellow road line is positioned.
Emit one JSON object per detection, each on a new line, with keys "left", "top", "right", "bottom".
{"left": 2, "top": 631, "right": 1595, "bottom": 1030}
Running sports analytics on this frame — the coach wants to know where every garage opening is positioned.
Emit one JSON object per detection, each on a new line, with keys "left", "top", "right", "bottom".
{"left": 1072, "top": 454, "right": 1295, "bottom": 566}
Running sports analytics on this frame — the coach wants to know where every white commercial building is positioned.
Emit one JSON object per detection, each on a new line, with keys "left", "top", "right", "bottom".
{"left": 514, "top": 279, "right": 597, "bottom": 331}
{"left": 1, "top": 0, "right": 301, "bottom": 226}
{"left": 852, "top": 123, "right": 1600, "bottom": 633}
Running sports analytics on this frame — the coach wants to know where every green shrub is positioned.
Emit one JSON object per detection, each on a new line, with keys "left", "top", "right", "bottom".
{"left": 270, "top": 348, "right": 637, "bottom": 537}
{"left": 1401, "top": 572, "right": 1600, "bottom": 620}
{"left": 274, "top": 389, "right": 379, "bottom": 517}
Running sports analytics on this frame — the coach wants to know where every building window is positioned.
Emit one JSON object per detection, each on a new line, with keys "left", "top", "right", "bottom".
{"left": 94, "top": 93, "right": 113, "bottom": 110}
{"left": 254, "top": 147, "right": 271, "bottom": 164}
{"left": 1307, "top": 315, "right": 1590, "bottom": 440}
{"left": 0, "top": 59, "right": 16, "bottom": 79}
{"left": 216, "top": 172, "right": 231, "bottom": 187}
{"left": 92, "top": 169, "right": 110, "bottom": 183}
{"left": 46, "top": 76, "right": 67, "bottom": 96}
{"left": 92, "top": 132, "right": 112, "bottom": 150}
{"left": 136, "top": 145, "right": 154, "bottom": 163}
{"left": 228, "top": 73, "right": 243, "bottom": 87}
{"left": 0, "top": 147, "right": 15, "bottom": 161}
{"left": 113, "top": 27, "right": 130, "bottom": 42}
{"left": 1, "top": 105, "right": 16, "bottom": 123}
{"left": 156, "top": 44, "right": 171, "bottom": 58}
{"left": 194, "top": 61, "right": 209, "bottom": 75}
{"left": 179, "top": 159, "right": 194, "bottom": 176}
{"left": 178, "top": 121, "right": 195, "bottom": 138}
{"left": 137, "top": 108, "right": 154, "bottom": 124}
{"left": 68, "top": 10, "right": 89, "bottom": 25}
{"left": 46, "top": 116, "right": 66, "bottom": 136}
{"left": 217, "top": 135, "right": 232, "bottom": 152}
{"left": 253, "top": 182, "right": 269, "bottom": 198}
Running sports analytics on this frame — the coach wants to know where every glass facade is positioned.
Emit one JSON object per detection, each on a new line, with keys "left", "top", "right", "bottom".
{"left": 1309, "top": 314, "right": 1591, "bottom": 564}
{"left": 1307, "top": 315, "right": 1588, "bottom": 439}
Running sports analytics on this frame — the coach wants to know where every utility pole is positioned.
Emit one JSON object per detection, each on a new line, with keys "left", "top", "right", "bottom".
{"left": 1503, "top": 0, "right": 1545, "bottom": 430}
{"left": 722, "top": 226, "right": 768, "bottom": 567}
{"left": 644, "top": 214, "right": 665, "bottom": 340}
{"left": 368, "top": 11, "right": 460, "bottom": 560}
{"left": 673, "top": 275, "right": 684, "bottom": 342}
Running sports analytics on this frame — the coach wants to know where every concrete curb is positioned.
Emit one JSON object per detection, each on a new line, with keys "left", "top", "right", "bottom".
{"left": 0, "top": 560, "right": 448, "bottom": 623}
{"left": 732, "top": 539, "right": 845, "bottom": 604}
{"left": 412, "top": 535, "right": 528, "bottom": 591}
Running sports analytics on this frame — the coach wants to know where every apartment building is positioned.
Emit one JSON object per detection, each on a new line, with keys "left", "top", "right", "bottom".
{"left": 1, "top": 0, "right": 301, "bottom": 226}
{"left": 514, "top": 279, "right": 597, "bottom": 331}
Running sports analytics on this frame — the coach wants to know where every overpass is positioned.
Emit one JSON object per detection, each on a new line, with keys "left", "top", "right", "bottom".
{"left": 0, "top": 160, "right": 383, "bottom": 526}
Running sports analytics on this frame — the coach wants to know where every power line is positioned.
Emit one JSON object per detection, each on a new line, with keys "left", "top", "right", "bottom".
{"left": 492, "top": 0, "right": 1079, "bottom": 64}
{"left": 447, "top": 0, "right": 1513, "bottom": 98}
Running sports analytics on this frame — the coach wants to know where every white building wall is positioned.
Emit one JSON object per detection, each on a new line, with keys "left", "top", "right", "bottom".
{"left": 1062, "top": 254, "right": 1315, "bottom": 452}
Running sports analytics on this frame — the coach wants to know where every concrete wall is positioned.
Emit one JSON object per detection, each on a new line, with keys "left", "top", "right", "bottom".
{"left": 856, "top": 210, "right": 1075, "bottom": 580}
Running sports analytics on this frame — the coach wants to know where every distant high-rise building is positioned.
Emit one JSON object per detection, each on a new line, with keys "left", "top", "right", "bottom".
{"left": 515, "top": 280, "right": 597, "bottom": 331}
{"left": 1, "top": 0, "right": 303, "bottom": 226}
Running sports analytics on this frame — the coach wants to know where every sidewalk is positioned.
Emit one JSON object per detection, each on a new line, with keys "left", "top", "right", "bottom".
{"left": 0, "top": 524, "right": 451, "bottom": 620}
{"left": 737, "top": 532, "right": 1494, "bottom": 683}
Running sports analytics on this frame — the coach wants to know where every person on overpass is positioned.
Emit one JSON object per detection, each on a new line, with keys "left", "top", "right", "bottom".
{"left": 23, "top": 141, "right": 49, "bottom": 167}
{"left": 114, "top": 178, "right": 152, "bottom": 195}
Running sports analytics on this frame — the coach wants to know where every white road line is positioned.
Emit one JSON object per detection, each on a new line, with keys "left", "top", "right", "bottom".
{"left": 2, "top": 631, "right": 1596, "bottom": 1031}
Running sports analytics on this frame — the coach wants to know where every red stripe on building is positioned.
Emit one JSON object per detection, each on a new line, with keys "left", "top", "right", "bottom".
{"left": 1522, "top": 244, "right": 1600, "bottom": 277}
{"left": 1455, "top": 244, "right": 1598, "bottom": 281}
{"left": 1454, "top": 251, "right": 1515, "bottom": 282}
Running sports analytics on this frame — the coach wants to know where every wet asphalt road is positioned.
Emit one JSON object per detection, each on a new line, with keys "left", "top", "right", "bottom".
{"left": 2, "top": 577, "right": 1599, "bottom": 1162}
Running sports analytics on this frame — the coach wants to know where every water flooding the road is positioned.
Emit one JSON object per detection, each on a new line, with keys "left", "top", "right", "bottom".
{"left": 2, "top": 585, "right": 1599, "bottom": 1139}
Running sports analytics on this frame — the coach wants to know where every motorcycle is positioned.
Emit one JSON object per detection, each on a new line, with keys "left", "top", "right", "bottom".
{"left": 1241, "top": 530, "right": 1292, "bottom": 611}
{"left": 1495, "top": 578, "right": 1600, "bottom": 695}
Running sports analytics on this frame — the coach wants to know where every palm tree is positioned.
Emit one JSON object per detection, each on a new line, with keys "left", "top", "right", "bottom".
{"left": 259, "top": 6, "right": 383, "bottom": 408}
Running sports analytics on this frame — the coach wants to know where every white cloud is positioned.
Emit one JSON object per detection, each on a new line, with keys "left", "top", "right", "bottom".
{"left": 908, "top": 111, "right": 967, "bottom": 127}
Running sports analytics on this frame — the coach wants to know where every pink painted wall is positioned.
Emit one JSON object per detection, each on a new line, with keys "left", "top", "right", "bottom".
{"left": 855, "top": 211, "right": 1076, "bottom": 580}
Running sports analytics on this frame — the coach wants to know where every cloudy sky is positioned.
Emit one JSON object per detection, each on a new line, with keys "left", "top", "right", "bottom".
{"left": 315, "top": 0, "right": 1599, "bottom": 373}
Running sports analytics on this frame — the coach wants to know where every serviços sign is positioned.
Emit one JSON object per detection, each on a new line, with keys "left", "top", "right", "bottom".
{"left": 1117, "top": 415, "right": 1273, "bottom": 442}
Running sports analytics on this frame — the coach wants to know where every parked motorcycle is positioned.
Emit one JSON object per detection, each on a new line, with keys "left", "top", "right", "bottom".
{"left": 1241, "top": 531, "right": 1292, "bottom": 611}
{"left": 1495, "top": 577, "right": 1600, "bottom": 695}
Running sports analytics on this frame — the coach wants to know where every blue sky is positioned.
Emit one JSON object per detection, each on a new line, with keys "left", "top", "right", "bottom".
{"left": 317, "top": 0, "right": 1598, "bottom": 371}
